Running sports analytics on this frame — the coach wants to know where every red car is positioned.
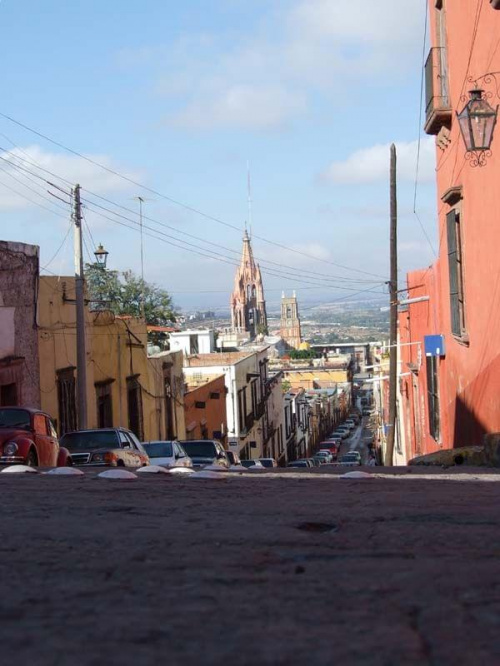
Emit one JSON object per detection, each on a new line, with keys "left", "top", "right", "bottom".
{"left": 318, "top": 441, "right": 340, "bottom": 458}
{"left": 0, "top": 407, "right": 72, "bottom": 467}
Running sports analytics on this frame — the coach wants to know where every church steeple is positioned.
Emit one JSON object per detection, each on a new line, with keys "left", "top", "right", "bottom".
{"left": 230, "top": 232, "right": 267, "bottom": 339}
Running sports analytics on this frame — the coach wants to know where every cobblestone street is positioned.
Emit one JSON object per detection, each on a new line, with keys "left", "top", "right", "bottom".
{"left": 2, "top": 469, "right": 500, "bottom": 665}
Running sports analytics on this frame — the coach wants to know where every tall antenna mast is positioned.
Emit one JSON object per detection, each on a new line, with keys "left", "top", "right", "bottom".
{"left": 132, "top": 195, "right": 146, "bottom": 320}
{"left": 247, "top": 161, "right": 252, "bottom": 239}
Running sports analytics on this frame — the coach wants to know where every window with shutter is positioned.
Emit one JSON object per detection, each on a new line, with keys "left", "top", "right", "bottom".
{"left": 446, "top": 209, "right": 466, "bottom": 338}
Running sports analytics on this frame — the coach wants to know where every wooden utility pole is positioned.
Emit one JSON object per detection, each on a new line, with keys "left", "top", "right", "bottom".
{"left": 74, "top": 184, "right": 88, "bottom": 429}
{"left": 385, "top": 144, "right": 398, "bottom": 467}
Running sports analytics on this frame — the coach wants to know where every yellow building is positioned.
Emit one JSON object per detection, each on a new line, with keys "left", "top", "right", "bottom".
{"left": 281, "top": 368, "right": 350, "bottom": 390}
{"left": 38, "top": 276, "right": 185, "bottom": 441}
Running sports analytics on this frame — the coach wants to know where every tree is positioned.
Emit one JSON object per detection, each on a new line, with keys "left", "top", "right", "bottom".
{"left": 85, "top": 264, "right": 177, "bottom": 326}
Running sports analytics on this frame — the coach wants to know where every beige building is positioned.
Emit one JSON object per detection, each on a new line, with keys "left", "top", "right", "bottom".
{"left": 38, "top": 276, "right": 185, "bottom": 440}
{"left": 183, "top": 347, "right": 284, "bottom": 460}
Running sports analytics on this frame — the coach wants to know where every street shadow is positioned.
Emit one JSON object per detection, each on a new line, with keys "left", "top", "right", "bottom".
{"left": 452, "top": 394, "right": 487, "bottom": 449}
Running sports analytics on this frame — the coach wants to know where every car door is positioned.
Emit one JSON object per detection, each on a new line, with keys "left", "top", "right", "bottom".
{"left": 32, "top": 413, "right": 53, "bottom": 466}
{"left": 125, "top": 432, "right": 147, "bottom": 467}
{"left": 46, "top": 417, "right": 59, "bottom": 466}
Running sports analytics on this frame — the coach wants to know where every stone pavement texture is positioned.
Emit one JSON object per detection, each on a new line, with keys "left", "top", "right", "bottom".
{"left": 2, "top": 469, "right": 500, "bottom": 666}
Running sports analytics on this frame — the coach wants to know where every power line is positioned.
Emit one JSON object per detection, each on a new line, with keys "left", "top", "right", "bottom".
{"left": 82, "top": 197, "right": 387, "bottom": 293}
{"left": 0, "top": 111, "right": 388, "bottom": 280}
{"left": 41, "top": 218, "right": 74, "bottom": 271}
{"left": 0, "top": 144, "right": 381, "bottom": 286}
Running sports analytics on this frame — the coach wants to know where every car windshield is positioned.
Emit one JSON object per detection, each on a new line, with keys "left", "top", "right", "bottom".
{"left": 342, "top": 454, "right": 358, "bottom": 461}
{"left": 0, "top": 408, "right": 31, "bottom": 429}
{"left": 259, "top": 459, "right": 274, "bottom": 468}
{"left": 143, "top": 442, "right": 173, "bottom": 458}
{"left": 241, "top": 460, "right": 256, "bottom": 468}
{"left": 182, "top": 441, "right": 216, "bottom": 458}
{"left": 60, "top": 431, "right": 119, "bottom": 451}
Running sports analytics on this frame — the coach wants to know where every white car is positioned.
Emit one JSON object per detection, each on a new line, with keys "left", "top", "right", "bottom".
{"left": 241, "top": 460, "right": 265, "bottom": 469}
{"left": 142, "top": 441, "right": 193, "bottom": 468}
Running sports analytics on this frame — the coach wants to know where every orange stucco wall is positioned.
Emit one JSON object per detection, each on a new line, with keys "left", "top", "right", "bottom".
{"left": 403, "top": 1, "right": 500, "bottom": 456}
{"left": 184, "top": 376, "right": 227, "bottom": 444}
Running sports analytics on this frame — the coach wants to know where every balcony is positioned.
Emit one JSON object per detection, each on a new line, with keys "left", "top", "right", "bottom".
{"left": 424, "top": 47, "right": 452, "bottom": 135}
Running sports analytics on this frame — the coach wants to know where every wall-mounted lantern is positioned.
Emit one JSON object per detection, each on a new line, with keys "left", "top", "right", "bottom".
{"left": 94, "top": 243, "right": 109, "bottom": 268}
{"left": 457, "top": 89, "right": 498, "bottom": 166}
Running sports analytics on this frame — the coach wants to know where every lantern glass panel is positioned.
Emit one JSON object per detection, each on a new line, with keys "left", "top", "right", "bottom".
{"left": 458, "top": 91, "right": 497, "bottom": 152}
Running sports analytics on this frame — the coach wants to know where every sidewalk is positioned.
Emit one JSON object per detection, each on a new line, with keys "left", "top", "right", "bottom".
{"left": 2, "top": 470, "right": 500, "bottom": 665}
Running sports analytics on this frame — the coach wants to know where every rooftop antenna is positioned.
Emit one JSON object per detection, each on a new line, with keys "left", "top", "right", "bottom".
{"left": 247, "top": 160, "right": 252, "bottom": 240}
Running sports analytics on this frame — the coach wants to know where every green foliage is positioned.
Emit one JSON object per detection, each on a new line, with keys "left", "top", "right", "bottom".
{"left": 288, "top": 349, "right": 319, "bottom": 360}
{"left": 85, "top": 264, "right": 177, "bottom": 326}
{"left": 281, "top": 379, "right": 292, "bottom": 393}
{"left": 256, "top": 323, "right": 269, "bottom": 336}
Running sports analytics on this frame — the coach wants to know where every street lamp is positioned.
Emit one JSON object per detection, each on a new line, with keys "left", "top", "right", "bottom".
{"left": 94, "top": 243, "right": 109, "bottom": 268}
{"left": 457, "top": 89, "right": 498, "bottom": 166}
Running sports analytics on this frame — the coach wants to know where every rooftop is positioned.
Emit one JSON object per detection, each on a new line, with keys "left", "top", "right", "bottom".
{"left": 184, "top": 351, "right": 255, "bottom": 367}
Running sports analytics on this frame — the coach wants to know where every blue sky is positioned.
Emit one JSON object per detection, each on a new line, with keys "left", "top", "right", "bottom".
{"left": 0, "top": 0, "right": 437, "bottom": 311}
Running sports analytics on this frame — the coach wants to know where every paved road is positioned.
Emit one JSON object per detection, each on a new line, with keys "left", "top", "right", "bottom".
{"left": 3, "top": 468, "right": 500, "bottom": 665}
{"left": 337, "top": 417, "right": 373, "bottom": 464}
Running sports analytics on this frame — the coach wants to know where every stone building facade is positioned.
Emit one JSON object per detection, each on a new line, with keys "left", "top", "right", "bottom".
{"left": 280, "top": 291, "right": 302, "bottom": 349}
{"left": 0, "top": 241, "right": 40, "bottom": 407}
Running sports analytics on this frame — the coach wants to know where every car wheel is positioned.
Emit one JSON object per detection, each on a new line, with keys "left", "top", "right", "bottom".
{"left": 116, "top": 459, "right": 125, "bottom": 467}
{"left": 26, "top": 449, "right": 38, "bottom": 467}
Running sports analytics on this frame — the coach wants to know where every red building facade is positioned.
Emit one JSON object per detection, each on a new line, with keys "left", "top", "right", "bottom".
{"left": 401, "top": 0, "right": 500, "bottom": 459}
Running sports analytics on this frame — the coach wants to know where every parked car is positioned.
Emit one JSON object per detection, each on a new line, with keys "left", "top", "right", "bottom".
{"left": 316, "top": 450, "right": 334, "bottom": 463}
{"left": 345, "top": 419, "right": 356, "bottom": 430}
{"left": 241, "top": 459, "right": 265, "bottom": 469}
{"left": 339, "top": 452, "right": 362, "bottom": 466}
{"left": 225, "top": 450, "right": 242, "bottom": 466}
{"left": 287, "top": 460, "right": 310, "bottom": 468}
{"left": 60, "top": 428, "right": 149, "bottom": 467}
{"left": 326, "top": 435, "right": 343, "bottom": 445}
{"left": 259, "top": 458, "right": 278, "bottom": 468}
{"left": 142, "top": 440, "right": 192, "bottom": 468}
{"left": 318, "top": 443, "right": 339, "bottom": 458}
{"left": 334, "top": 429, "right": 350, "bottom": 440}
{"left": 348, "top": 413, "right": 360, "bottom": 424}
{"left": 180, "top": 440, "right": 230, "bottom": 468}
{"left": 0, "top": 407, "right": 72, "bottom": 468}
{"left": 307, "top": 457, "right": 321, "bottom": 467}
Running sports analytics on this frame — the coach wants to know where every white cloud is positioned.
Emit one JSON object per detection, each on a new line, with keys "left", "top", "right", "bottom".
{"left": 319, "top": 137, "right": 436, "bottom": 185}
{"left": 169, "top": 84, "right": 306, "bottom": 130}
{"left": 148, "top": 0, "right": 425, "bottom": 131}
{"left": 0, "top": 145, "right": 142, "bottom": 211}
{"left": 289, "top": 0, "right": 422, "bottom": 45}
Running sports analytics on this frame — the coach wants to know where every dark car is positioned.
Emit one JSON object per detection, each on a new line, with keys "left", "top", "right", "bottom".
{"left": 179, "top": 440, "right": 230, "bottom": 468}
{"left": 0, "top": 406, "right": 72, "bottom": 467}
{"left": 287, "top": 460, "right": 310, "bottom": 468}
{"left": 60, "top": 428, "right": 149, "bottom": 467}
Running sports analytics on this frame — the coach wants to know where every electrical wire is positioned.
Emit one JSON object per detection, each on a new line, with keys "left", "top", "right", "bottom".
{"left": 82, "top": 198, "right": 388, "bottom": 293}
{"left": 41, "top": 218, "right": 74, "bottom": 271}
{"left": 0, "top": 145, "right": 382, "bottom": 287}
{"left": 0, "top": 111, "right": 388, "bottom": 280}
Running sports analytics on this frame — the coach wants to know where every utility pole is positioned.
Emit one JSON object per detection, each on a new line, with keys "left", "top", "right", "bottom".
{"left": 74, "top": 184, "right": 87, "bottom": 429}
{"left": 385, "top": 144, "right": 398, "bottom": 466}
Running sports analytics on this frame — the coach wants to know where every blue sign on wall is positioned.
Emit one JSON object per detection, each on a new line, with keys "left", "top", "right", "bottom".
{"left": 424, "top": 334, "right": 445, "bottom": 357}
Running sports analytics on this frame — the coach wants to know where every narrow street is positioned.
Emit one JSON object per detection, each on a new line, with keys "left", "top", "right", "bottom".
{"left": 337, "top": 415, "right": 373, "bottom": 465}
